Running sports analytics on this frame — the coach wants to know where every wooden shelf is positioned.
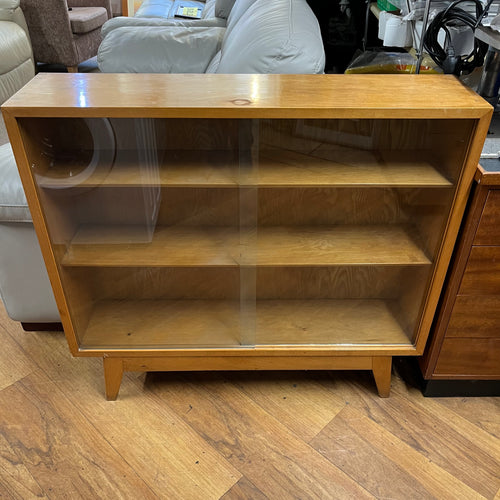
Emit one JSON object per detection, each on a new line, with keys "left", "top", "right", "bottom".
{"left": 37, "top": 150, "right": 238, "bottom": 188}
{"left": 62, "top": 225, "right": 239, "bottom": 267}
{"left": 82, "top": 300, "right": 241, "bottom": 348}
{"left": 37, "top": 149, "right": 452, "bottom": 189}
{"left": 257, "top": 149, "right": 452, "bottom": 187}
{"left": 80, "top": 298, "right": 412, "bottom": 349}
{"left": 256, "top": 299, "right": 411, "bottom": 345}
{"left": 61, "top": 224, "right": 431, "bottom": 267}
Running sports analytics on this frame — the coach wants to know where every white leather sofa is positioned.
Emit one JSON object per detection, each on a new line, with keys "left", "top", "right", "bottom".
{"left": 100, "top": 0, "right": 233, "bottom": 45}
{"left": 98, "top": 0, "right": 325, "bottom": 74}
{"left": 0, "top": 0, "right": 60, "bottom": 327}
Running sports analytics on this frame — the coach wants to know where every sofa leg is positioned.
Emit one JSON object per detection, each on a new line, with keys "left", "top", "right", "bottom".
{"left": 67, "top": 65, "right": 78, "bottom": 73}
{"left": 21, "top": 322, "right": 63, "bottom": 332}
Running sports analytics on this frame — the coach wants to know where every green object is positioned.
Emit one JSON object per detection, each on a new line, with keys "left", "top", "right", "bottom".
{"left": 377, "top": 0, "right": 399, "bottom": 12}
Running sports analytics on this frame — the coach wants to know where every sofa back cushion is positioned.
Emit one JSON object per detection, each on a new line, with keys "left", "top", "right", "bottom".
{"left": 214, "top": 0, "right": 235, "bottom": 19}
{"left": 209, "top": 0, "right": 325, "bottom": 74}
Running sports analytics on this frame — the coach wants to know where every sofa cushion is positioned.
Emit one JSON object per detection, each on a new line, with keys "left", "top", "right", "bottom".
{"left": 214, "top": 0, "right": 235, "bottom": 19}
{"left": 0, "top": 21, "right": 31, "bottom": 77}
{"left": 69, "top": 6, "right": 107, "bottom": 34}
{"left": 135, "top": 0, "right": 174, "bottom": 18}
{"left": 0, "top": 0, "right": 19, "bottom": 8}
{"left": 98, "top": 25, "right": 225, "bottom": 73}
{"left": 0, "top": 0, "right": 20, "bottom": 20}
{"left": 0, "top": 143, "right": 31, "bottom": 222}
{"left": 214, "top": 0, "right": 325, "bottom": 74}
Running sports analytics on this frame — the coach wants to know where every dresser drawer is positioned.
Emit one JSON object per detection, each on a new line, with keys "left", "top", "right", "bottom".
{"left": 459, "top": 246, "right": 500, "bottom": 295}
{"left": 434, "top": 338, "right": 500, "bottom": 377}
{"left": 447, "top": 296, "right": 500, "bottom": 338}
{"left": 474, "top": 189, "right": 500, "bottom": 245}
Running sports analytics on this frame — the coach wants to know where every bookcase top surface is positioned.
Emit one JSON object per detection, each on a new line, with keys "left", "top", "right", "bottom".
{"left": 2, "top": 73, "right": 492, "bottom": 119}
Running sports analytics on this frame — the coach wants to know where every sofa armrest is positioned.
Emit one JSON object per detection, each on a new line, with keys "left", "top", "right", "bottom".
{"left": 101, "top": 15, "right": 226, "bottom": 38}
{"left": 68, "top": 0, "right": 112, "bottom": 19}
{"left": 0, "top": 0, "right": 19, "bottom": 9}
{"left": 0, "top": 20, "right": 34, "bottom": 105}
{"left": 0, "top": 0, "right": 19, "bottom": 21}
{"left": 97, "top": 25, "right": 225, "bottom": 73}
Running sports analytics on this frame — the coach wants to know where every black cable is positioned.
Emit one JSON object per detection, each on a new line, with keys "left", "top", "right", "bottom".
{"left": 423, "top": 0, "right": 489, "bottom": 75}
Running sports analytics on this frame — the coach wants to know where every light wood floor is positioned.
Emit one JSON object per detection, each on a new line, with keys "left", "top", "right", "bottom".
{"left": 0, "top": 301, "right": 498, "bottom": 499}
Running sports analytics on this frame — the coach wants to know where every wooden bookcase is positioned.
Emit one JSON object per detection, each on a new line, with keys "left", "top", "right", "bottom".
{"left": 2, "top": 74, "right": 491, "bottom": 399}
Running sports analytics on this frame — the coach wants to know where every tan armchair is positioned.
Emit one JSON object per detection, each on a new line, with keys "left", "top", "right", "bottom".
{"left": 20, "top": 0, "right": 112, "bottom": 72}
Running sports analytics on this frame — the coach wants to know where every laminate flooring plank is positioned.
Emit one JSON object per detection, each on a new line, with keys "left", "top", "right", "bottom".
{"left": 0, "top": 323, "right": 35, "bottom": 391}
{"left": 315, "top": 405, "right": 487, "bottom": 500}
{"left": 141, "top": 372, "right": 375, "bottom": 500}
{"left": 309, "top": 409, "right": 438, "bottom": 499}
{"left": 432, "top": 397, "right": 500, "bottom": 440}
{"left": 320, "top": 372, "right": 500, "bottom": 499}
{"left": 220, "top": 477, "right": 268, "bottom": 500}
{"left": 0, "top": 371, "right": 157, "bottom": 499}
{"left": 0, "top": 433, "right": 47, "bottom": 500}
{"left": 387, "top": 372, "right": 500, "bottom": 464}
{"left": 0, "top": 316, "right": 241, "bottom": 499}
{"left": 229, "top": 371, "right": 345, "bottom": 442}
{"left": 390, "top": 383, "right": 500, "bottom": 465}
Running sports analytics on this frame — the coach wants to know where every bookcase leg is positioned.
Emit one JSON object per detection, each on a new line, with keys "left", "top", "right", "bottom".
{"left": 103, "top": 357, "right": 124, "bottom": 401}
{"left": 372, "top": 356, "right": 392, "bottom": 398}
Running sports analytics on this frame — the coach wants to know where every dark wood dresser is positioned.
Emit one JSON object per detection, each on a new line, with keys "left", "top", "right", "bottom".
{"left": 419, "top": 162, "right": 500, "bottom": 396}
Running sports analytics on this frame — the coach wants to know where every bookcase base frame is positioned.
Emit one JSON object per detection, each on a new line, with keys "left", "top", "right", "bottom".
{"left": 103, "top": 354, "right": 393, "bottom": 400}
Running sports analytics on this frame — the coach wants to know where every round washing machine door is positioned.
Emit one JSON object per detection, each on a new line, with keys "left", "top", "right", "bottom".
{"left": 35, "top": 118, "right": 115, "bottom": 190}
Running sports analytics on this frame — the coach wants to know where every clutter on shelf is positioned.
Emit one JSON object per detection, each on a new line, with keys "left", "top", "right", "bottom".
{"left": 373, "top": 0, "right": 498, "bottom": 75}
{"left": 345, "top": 49, "right": 440, "bottom": 73}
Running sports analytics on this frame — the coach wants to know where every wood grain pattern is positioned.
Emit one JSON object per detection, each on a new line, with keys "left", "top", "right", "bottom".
{"left": 103, "top": 357, "right": 123, "bottom": 401}
{"left": 69, "top": 265, "right": 427, "bottom": 301}
{"left": 434, "top": 338, "right": 500, "bottom": 377}
{"left": 256, "top": 266, "right": 429, "bottom": 299}
{"left": 72, "top": 266, "right": 240, "bottom": 300}
{"left": 142, "top": 371, "right": 375, "bottom": 499}
{"left": 311, "top": 406, "right": 489, "bottom": 500}
{"left": 3, "top": 74, "right": 491, "bottom": 119}
{"left": 459, "top": 246, "right": 500, "bottom": 295}
{"left": 220, "top": 478, "right": 268, "bottom": 500}
{"left": 0, "top": 371, "right": 158, "bottom": 498}
{"left": 257, "top": 187, "right": 432, "bottom": 226}
{"left": 61, "top": 224, "right": 431, "bottom": 267}
{"left": 0, "top": 300, "right": 498, "bottom": 499}
{"left": 78, "top": 298, "right": 412, "bottom": 349}
{"left": 81, "top": 299, "right": 242, "bottom": 348}
{"left": 256, "top": 148, "right": 452, "bottom": 187}
{"left": 0, "top": 324, "right": 34, "bottom": 391}
{"left": 35, "top": 147, "right": 453, "bottom": 188}
{"left": 419, "top": 180, "right": 490, "bottom": 377}
{"left": 372, "top": 356, "right": 392, "bottom": 397}
{"left": 446, "top": 296, "right": 500, "bottom": 338}
{"left": 228, "top": 372, "right": 345, "bottom": 442}
{"left": 37, "top": 150, "right": 239, "bottom": 188}
{"left": 310, "top": 409, "right": 440, "bottom": 499}
{"left": 412, "top": 110, "right": 492, "bottom": 355}
{"left": 0, "top": 306, "right": 241, "bottom": 499}
{"left": 433, "top": 396, "right": 500, "bottom": 440}
{"left": 318, "top": 377, "right": 500, "bottom": 499}
{"left": 389, "top": 382, "right": 500, "bottom": 497}
{"left": 0, "top": 433, "right": 47, "bottom": 499}
{"left": 475, "top": 189, "right": 500, "bottom": 245}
